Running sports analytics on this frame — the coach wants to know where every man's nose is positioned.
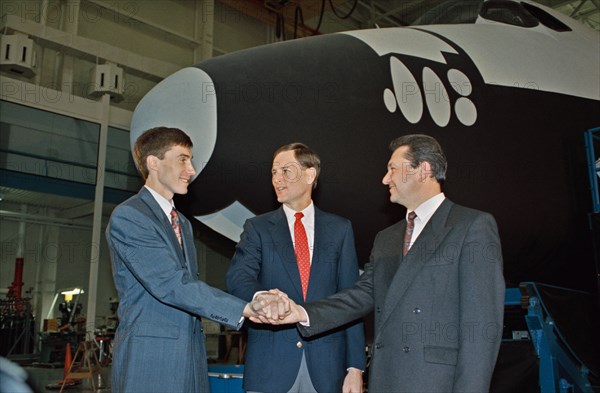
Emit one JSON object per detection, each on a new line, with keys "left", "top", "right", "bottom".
{"left": 382, "top": 171, "right": 391, "bottom": 184}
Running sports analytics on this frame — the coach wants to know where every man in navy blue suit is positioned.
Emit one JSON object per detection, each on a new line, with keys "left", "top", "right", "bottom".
{"left": 226, "top": 143, "right": 365, "bottom": 393}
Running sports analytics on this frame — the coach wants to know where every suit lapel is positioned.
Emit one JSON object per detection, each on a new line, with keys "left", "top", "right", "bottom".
{"left": 377, "top": 200, "right": 454, "bottom": 334}
{"left": 380, "top": 222, "right": 405, "bottom": 293}
{"left": 179, "top": 215, "right": 198, "bottom": 277}
{"left": 268, "top": 208, "right": 304, "bottom": 300}
{"left": 307, "top": 208, "right": 327, "bottom": 302}
{"left": 139, "top": 188, "right": 187, "bottom": 271}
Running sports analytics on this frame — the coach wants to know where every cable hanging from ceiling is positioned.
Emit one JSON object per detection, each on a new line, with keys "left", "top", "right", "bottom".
{"left": 328, "top": 0, "right": 359, "bottom": 19}
{"left": 274, "top": 0, "right": 360, "bottom": 40}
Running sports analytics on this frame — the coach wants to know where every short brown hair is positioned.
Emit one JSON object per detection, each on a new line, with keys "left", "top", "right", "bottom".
{"left": 273, "top": 142, "right": 321, "bottom": 189}
{"left": 133, "top": 127, "right": 193, "bottom": 180}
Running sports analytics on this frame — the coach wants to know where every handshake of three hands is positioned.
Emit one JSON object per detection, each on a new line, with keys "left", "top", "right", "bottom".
{"left": 242, "top": 289, "right": 306, "bottom": 325}
{"left": 241, "top": 290, "right": 366, "bottom": 393}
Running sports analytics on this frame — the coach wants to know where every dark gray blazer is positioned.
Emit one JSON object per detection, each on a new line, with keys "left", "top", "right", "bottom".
{"left": 299, "top": 199, "right": 505, "bottom": 393}
{"left": 106, "top": 187, "right": 247, "bottom": 393}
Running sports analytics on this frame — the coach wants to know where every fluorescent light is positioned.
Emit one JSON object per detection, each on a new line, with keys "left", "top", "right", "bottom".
{"left": 60, "top": 288, "right": 84, "bottom": 296}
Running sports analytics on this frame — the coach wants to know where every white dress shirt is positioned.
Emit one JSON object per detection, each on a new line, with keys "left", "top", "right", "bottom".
{"left": 145, "top": 185, "right": 176, "bottom": 219}
{"left": 282, "top": 202, "right": 315, "bottom": 264}
{"left": 406, "top": 192, "right": 446, "bottom": 251}
{"left": 251, "top": 202, "right": 315, "bottom": 301}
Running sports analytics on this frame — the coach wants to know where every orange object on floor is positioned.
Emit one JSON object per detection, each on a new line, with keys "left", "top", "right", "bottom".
{"left": 63, "top": 343, "right": 72, "bottom": 380}
{"left": 59, "top": 341, "right": 102, "bottom": 392}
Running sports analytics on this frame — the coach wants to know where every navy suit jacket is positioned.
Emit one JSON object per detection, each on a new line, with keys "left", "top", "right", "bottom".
{"left": 106, "top": 187, "right": 247, "bottom": 393}
{"left": 299, "top": 199, "right": 505, "bottom": 393}
{"left": 226, "top": 206, "right": 366, "bottom": 393}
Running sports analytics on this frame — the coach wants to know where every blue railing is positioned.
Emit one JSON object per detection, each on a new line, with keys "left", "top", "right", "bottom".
{"left": 584, "top": 127, "right": 600, "bottom": 213}
{"left": 519, "top": 282, "right": 596, "bottom": 393}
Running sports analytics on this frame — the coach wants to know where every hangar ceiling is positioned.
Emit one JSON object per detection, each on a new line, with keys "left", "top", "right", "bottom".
{"left": 222, "top": 0, "right": 599, "bottom": 37}
{"left": 352, "top": 0, "right": 598, "bottom": 28}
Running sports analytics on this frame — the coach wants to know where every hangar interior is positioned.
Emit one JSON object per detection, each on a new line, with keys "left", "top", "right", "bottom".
{"left": 1, "top": 0, "right": 599, "bottom": 392}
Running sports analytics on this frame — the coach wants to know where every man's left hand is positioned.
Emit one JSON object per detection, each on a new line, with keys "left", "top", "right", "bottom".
{"left": 343, "top": 368, "right": 363, "bottom": 393}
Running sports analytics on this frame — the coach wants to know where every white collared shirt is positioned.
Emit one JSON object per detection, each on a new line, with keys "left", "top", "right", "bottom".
{"left": 145, "top": 185, "right": 176, "bottom": 219}
{"left": 406, "top": 192, "right": 446, "bottom": 251}
{"left": 282, "top": 202, "right": 315, "bottom": 264}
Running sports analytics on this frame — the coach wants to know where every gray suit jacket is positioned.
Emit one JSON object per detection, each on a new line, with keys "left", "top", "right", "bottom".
{"left": 106, "top": 187, "right": 247, "bottom": 393}
{"left": 299, "top": 199, "right": 505, "bottom": 393}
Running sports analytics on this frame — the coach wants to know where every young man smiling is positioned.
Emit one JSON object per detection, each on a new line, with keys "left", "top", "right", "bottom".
{"left": 106, "top": 127, "right": 270, "bottom": 393}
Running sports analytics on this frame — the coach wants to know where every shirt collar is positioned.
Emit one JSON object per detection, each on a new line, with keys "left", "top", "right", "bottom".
{"left": 145, "top": 185, "right": 176, "bottom": 218}
{"left": 282, "top": 201, "right": 315, "bottom": 224}
{"left": 409, "top": 192, "right": 445, "bottom": 222}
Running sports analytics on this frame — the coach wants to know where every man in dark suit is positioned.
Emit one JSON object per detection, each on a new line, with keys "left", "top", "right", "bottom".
{"left": 106, "top": 127, "right": 271, "bottom": 393}
{"left": 226, "top": 143, "right": 365, "bottom": 393}
{"left": 266, "top": 134, "right": 505, "bottom": 393}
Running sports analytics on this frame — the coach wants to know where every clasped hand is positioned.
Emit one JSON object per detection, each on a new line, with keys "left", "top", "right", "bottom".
{"left": 244, "top": 289, "right": 304, "bottom": 324}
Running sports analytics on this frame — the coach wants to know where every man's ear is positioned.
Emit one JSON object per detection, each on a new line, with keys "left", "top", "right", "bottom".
{"left": 419, "top": 161, "right": 433, "bottom": 182}
{"left": 147, "top": 155, "right": 159, "bottom": 173}
{"left": 305, "top": 167, "right": 317, "bottom": 186}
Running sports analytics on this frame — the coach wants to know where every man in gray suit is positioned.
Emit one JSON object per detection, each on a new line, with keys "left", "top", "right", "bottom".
{"left": 106, "top": 127, "right": 272, "bottom": 393}
{"left": 265, "top": 134, "right": 505, "bottom": 393}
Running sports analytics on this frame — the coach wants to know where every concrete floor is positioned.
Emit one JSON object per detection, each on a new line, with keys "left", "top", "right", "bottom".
{"left": 20, "top": 348, "right": 242, "bottom": 392}
{"left": 24, "top": 365, "right": 112, "bottom": 392}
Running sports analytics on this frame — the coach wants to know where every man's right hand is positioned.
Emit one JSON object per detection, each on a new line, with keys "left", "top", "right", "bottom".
{"left": 248, "top": 289, "right": 308, "bottom": 325}
{"left": 244, "top": 289, "right": 289, "bottom": 322}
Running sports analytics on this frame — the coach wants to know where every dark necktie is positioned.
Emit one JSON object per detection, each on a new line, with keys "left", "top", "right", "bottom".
{"left": 403, "top": 211, "right": 417, "bottom": 256}
{"left": 294, "top": 212, "right": 311, "bottom": 300}
{"left": 170, "top": 208, "right": 183, "bottom": 248}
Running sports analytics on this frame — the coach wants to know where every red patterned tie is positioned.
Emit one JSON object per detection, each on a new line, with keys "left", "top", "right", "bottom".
{"left": 403, "top": 211, "right": 417, "bottom": 256}
{"left": 294, "top": 212, "right": 311, "bottom": 300}
{"left": 170, "top": 208, "right": 183, "bottom": 248}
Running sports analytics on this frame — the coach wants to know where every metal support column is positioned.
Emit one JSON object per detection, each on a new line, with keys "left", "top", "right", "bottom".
{"left": 85, "top": 94, "right": 110, "bottom": 333}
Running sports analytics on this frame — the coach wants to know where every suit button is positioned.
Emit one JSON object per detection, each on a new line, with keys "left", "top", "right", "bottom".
{"left": 375, "top": 343, "right": 383, "bottom": 349}
{"left": 413, "top": 307, "right": 421, "bottom": 314}
{"left": 403, "top": 346, "right": 410, "bottom": 353}
{"left": 296, "top": 341, "right": 303, "bottom": 349}
{"left": 376, "top": 307, "right": 381, "bottom": 313}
